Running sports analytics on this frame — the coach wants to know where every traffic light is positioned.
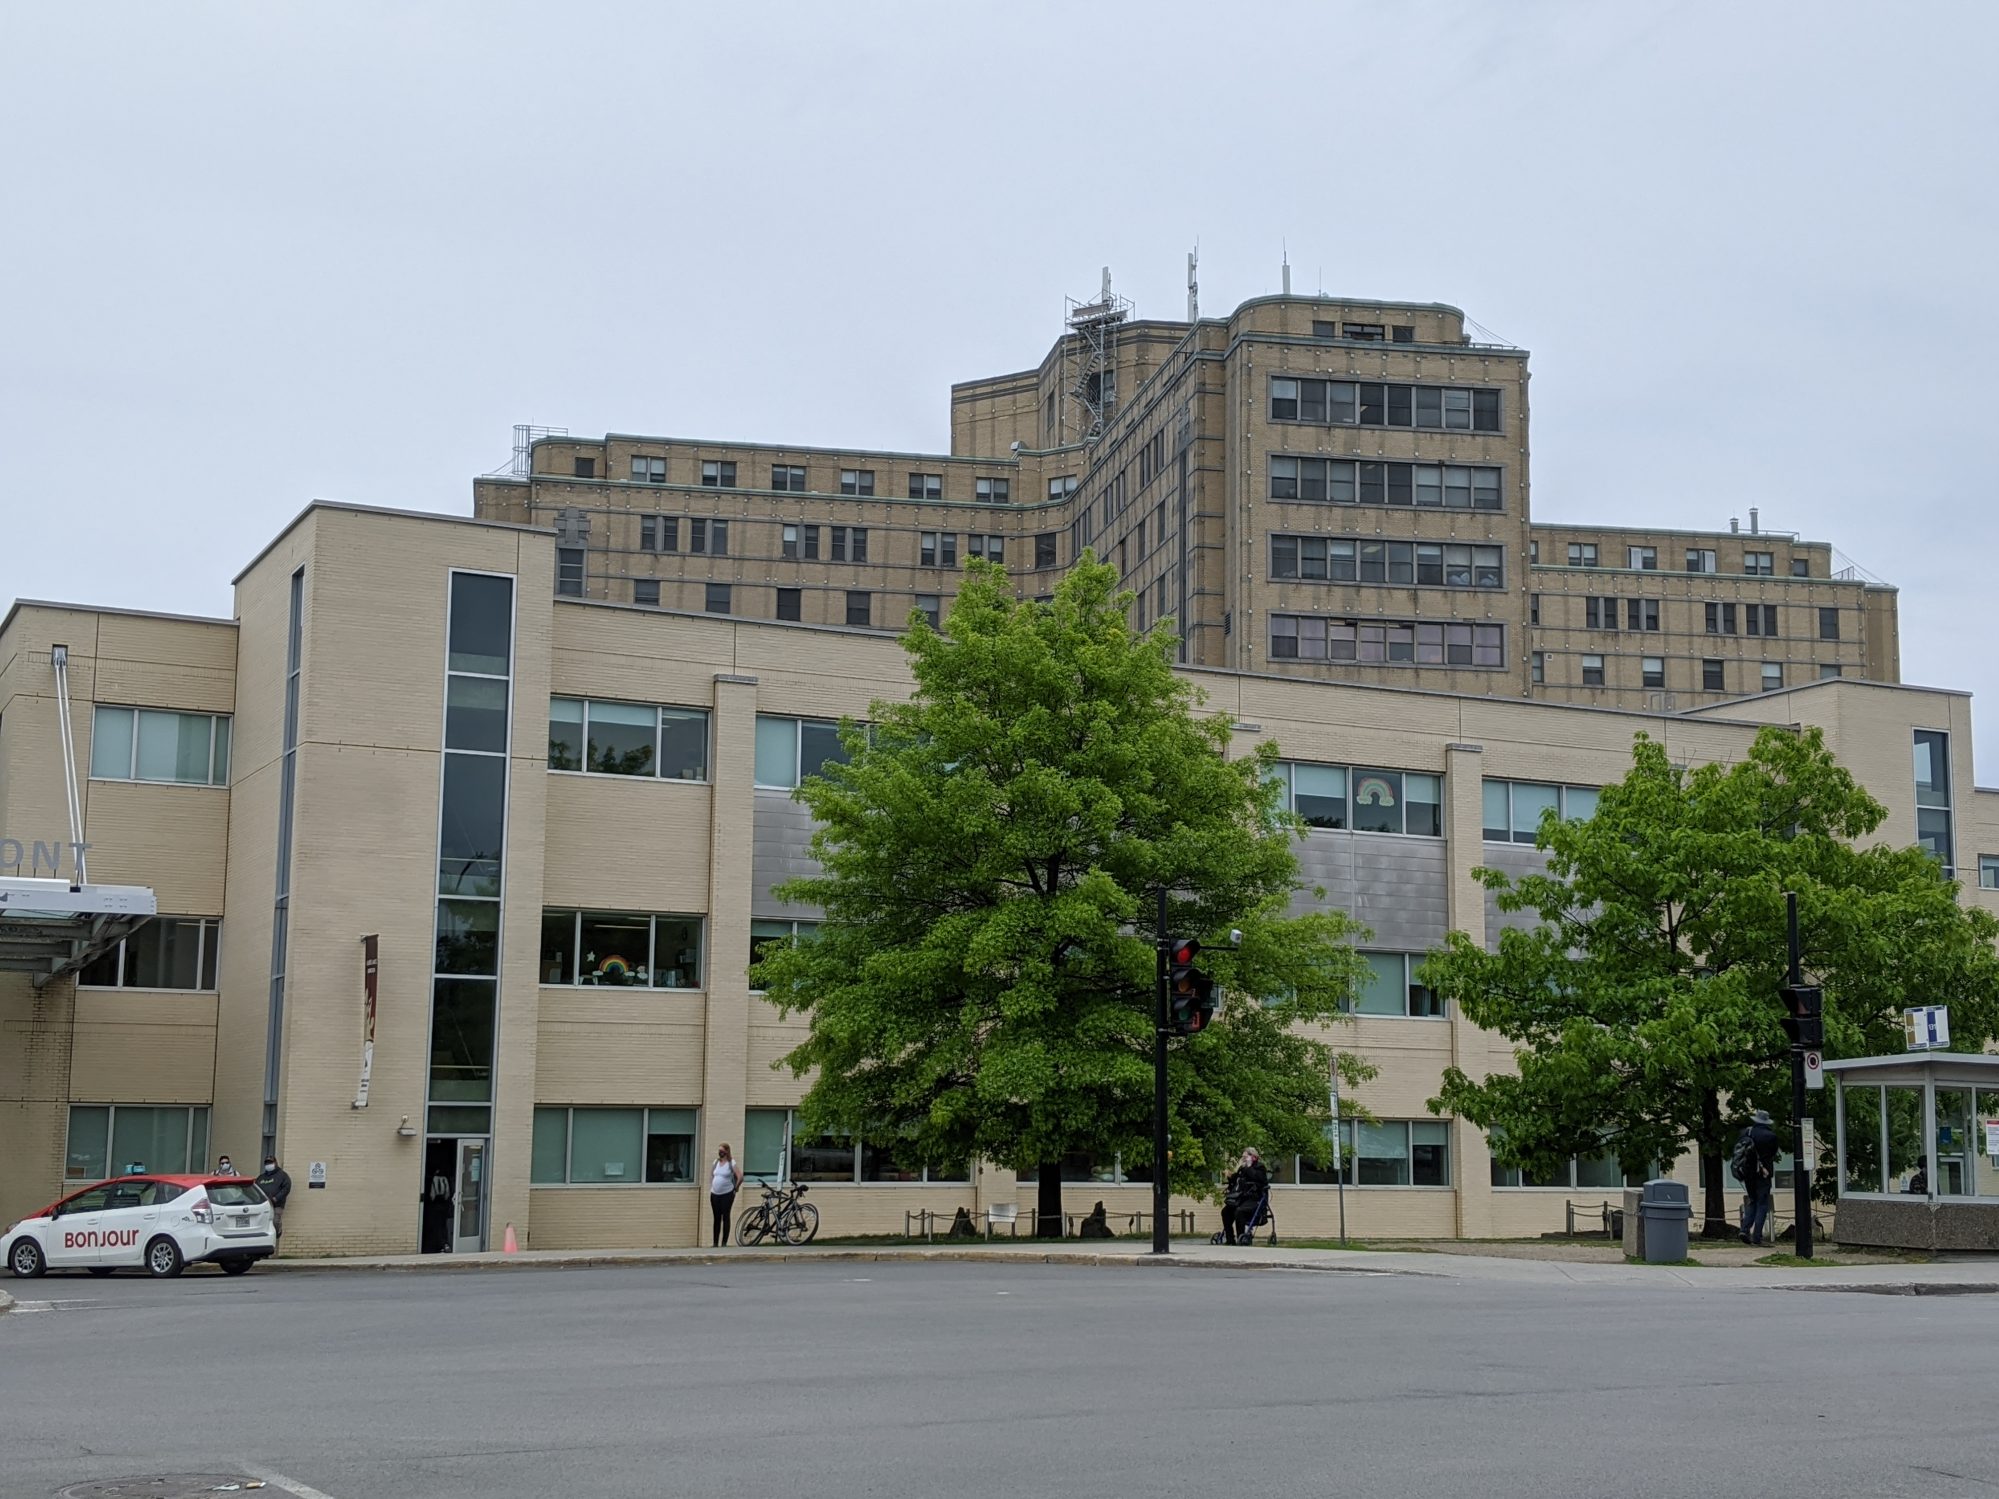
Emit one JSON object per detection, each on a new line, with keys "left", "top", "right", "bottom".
{"left": 1167, "top": 938, "right": 1218, "bottom": 1035}
{"left": 1779, "top": 985, "right": 1823, "bottom": 1049}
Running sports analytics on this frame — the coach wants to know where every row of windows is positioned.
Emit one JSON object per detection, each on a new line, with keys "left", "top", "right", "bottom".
{"left": 619, "top": 456, "right": 1016, "bottom": 504}
{"left": 1309, "top": 320, "right": 1417, "bottom": 343}
{"left": 621, "top": 522, "right": 1066, "bottom": 571}
{"left": 634, "top": 516, "right": 729, "bottom": 556}
{"left": 780, "top": 524, "right": 869, "bottom": 562}
{"left": 532, "top": 1106, "right": 697, "bottom": 1184}
{"left": 1267, "top": 1120, "right": 1454, "bottom": 1187}
{"left": 1265, "top": 761, "right": 1444, "bottom": 837}
{"left": 539, "top": 910, "right": 704, "bottom": 989}
{"left": 1269, "top": 378, "right": 1502, "bottom": 432}
{"left": 1271, "top": 616, "right": 1506, "bottom": 668}
{"left": 1557, "top": 654, "right": 1831, "bottom": 693}
{"left": 1550, "top": 596, "right": 1842, "bottom": 643}
{"left": 1481, "top": 780, "right": 1600, "bottom": 843}
{"left": 1269, "top": 458, "right": 1502, "bottom": 510}
{"left": 77, "top": 918, "right": 221, "bottom": 991}
{"left": 548, "top": 698, "right": 709, "bottom": 779}
{"left": 1270, "top": 536, "right": 1503, "bottom": 589}
{"left": 65, "top": 1105, "right": 210, "bottom": 1181}
{"left": 89, "top": 707, "right": 231, "bottom": 787}
{"left": 1557, "top": 541, "right": 1810, "bottom": 579}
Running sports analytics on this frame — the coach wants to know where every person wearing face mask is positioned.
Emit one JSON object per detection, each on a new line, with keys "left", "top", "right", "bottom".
{"left": 256, "top": 1156, "right": 294, "bottom": 1243}
{"left": 215, "top": 1154, "right": 238, "bottom": 1178}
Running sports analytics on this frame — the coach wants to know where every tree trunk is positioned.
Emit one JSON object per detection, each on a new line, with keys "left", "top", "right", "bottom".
{"left": 1036, "top": 1162, "right": 1063, "bottom": 1238}
{"left": 1699, "top": 1088, "right": 1732, "bottom": 1238}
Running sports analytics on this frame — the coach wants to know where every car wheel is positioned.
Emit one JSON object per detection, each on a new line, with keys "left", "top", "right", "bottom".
{"left": 144, "top": 1235, "right": 185, "bottom": 1278}
{"left": 219, "top": 1258, "right": 253, "bottom": 1276}
{"left": 8, "top": 1238, "right": 46, "bottom": 1278}
{"left": 87, "top": 1266, "right": 117, "bottom": 1277}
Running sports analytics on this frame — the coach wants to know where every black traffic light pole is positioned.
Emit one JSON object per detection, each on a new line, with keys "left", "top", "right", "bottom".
{"left": 1153, "top": 888, "right": 1170, "bottom": 1255}
{"left": 1786, "top": 892, "right": 1815, "bottom": 1260}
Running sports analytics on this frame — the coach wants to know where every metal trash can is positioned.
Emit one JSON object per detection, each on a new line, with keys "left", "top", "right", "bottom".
{"left": 1637, "top": 1179, "right": 1692, "bottom": 1263}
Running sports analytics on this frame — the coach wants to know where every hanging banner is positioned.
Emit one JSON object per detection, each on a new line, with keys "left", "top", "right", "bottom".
{"left": 354, "top": 934, "right": 379, "bottom": 1108}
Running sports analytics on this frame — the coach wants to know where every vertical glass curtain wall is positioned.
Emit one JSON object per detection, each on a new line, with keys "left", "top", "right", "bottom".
{"left": 427, "top": 572, "right": 515, "bottom": 1136}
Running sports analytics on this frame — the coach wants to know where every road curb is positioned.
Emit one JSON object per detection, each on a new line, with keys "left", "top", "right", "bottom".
{"left": 256, "top": 1248, "right": 1432, "bottom": 1277}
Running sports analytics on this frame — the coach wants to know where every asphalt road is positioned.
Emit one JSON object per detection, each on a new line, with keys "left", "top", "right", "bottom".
{"left": 3, "top": 1262, "right": 1995, "bottom": 1499}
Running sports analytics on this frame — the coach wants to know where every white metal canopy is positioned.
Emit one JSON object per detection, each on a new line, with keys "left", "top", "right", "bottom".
{"left": 0, "top": 876, "right": 157, "bottom": 987}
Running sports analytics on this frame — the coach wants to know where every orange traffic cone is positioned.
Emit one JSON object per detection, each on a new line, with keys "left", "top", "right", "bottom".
{"left": 502, "top": 1223, "right": 519, "bottom": 1254}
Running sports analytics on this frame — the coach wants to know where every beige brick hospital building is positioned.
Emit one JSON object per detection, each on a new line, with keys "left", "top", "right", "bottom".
{"left": 1, "top": 290, "right": 1986, "bottom": 1253}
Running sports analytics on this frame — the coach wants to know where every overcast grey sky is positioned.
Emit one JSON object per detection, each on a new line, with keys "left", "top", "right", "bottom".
{"left": 5, "top": 3, "right": 1996, "bottom": 766}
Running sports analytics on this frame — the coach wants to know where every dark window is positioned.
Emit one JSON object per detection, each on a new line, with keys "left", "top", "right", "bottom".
{"left": 701, "top": 461, "right": 736, "bottom": 488}
{"left": 775, "top": 588, "right": 801, "bottom": 622}
{"left": 705, "top": 583, "right": 731, "bottom": 615}
{"left": 915, "top": 594, "right": 941, "bottom": 629}
{"left": 1703, "top": 659, "right": 1725, "bottom": 691}
{"left": 1581, "top": 656, "right": 1605, "bottom": 687}
{"left": 1358, "top": 462, "right": 1386, "bottom": 505}
{"left": 1529, "top": 593, "right": 1540, "bottom": 627}
{"left": 1415, "top": 387, "right": 1443, "bottom": 427}
{"left": 1386, "top": 464, "right": 1413, "bottom": 506}
{"left": 1035, "top": 532, "right": 1058, "bottom": 569}
{"left": 1472, "top": 390, "right": 1500, "bottom": 432}
{"left": 1269, "top": 378, "right": 1299, "bottom": 421}
{"left": 1746, "top": 603, "right": 1778, "bottom": 637}
{"left": 640, "top": 516, "right": 657, "bottom": 551}
{"left": 630, "top": 456, "right": 666, "bottom": 483}
{"left": 1391, "top": 325, "right": 1415, "bottom": 343}
{"left": 1791, "top": 557, "right": 1810, "bottom": 578}
{"left": 1358, "top": 384, "right": 1386, "bottom": 425}
{"left": 556, "top": 549, "right": 584, "bottom": 598}
{"left": 1345, "top": 323, "right": 1384, "bottom": 341}
{"left": 633, "top": 579, "right": 659, "bottom": 607}
{"left": 1642, "top": 658, "right": 1665, "bottom": 689}
{"left": 573, "top": 456, "right": 596, "bottom": 479}
{"left": 840, "top": 469, "right": 875, "bottom": 497}
{"left": 1312, "top": 320, "right": 1338, "bottom": 338}
{"left": 908, "top": 472, "right": 942, "bottom": 501}
{"left": 770, "top": 465, "right": 806, "bottom": 492}
{"left": 975, "top": 477, "right": 1009, "bottom": 504}
{"left": 1819, "top": 607, "right": 1840, "bottom": 641}
{"left": 1386, "top": 385, "right": 1413, "bottom": 427}
{"left": 845, "top": 591, "right": 871, "bottom": 628}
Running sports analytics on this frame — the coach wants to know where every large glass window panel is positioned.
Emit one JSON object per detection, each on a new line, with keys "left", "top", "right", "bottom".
{"left": 446, "top": 677, "right": 509, "bottom": 753}
{"left": 531, "top": 1108, "right": 568, "bottom": 1183}
{"left": 1975, "top": 1089, "right": 1999, "bottom": 1199}
{"left": 428, "top": 978, "right": 496, "bottom": 1101}
{"left": 136, "top": 710, "right": 213, "bottom": 784}
{"left": 1355, "top": 953, "right": 1408, "bottom": 1015}
{"left": 755, "top": 716, "right": 799, "bottom": 788}
{"left": 123, "top": 918, "right": 202, "bottom": 989}
{"left": 792, "top": 1134, "right": 857, "bottom": 1182}
{"left": 646, "top": 1108, "right": 697, "bottom": 1183}
{"left": 438, "top": 754, "right": 507, "bottom": 897}
{"left": 448, "top": 572, "right": 515, "bottom": 676}
{"left": 1299, "top": 1124, "right": 1344, "bottom": 1184}
{"left": 1563, "top": 785, "right": 1600, "bottom": 820}
{"left": 1885, "top": 1086, "right": 1925, "bottom": 1191}
{"left": 91, "top": 706, "right": 135, "bottom": 778}
{"left": 750, "top": 919, "right": 796, "bottom": 979}
{"left": 578, "top": 912, "right": 652, "bottom": 986}
{"left": 1292, "top": 764, "right": 1346, "bottom": 829}
{"left": 568, "top": 1108, "right": 645, "bottom": 1184}
{"left": 435, "top": 899, "right": 500, "bottom": 975}
{"left": 798, "top": 720, "right": 848, "bottom": 781}
{"left": 426, "top": 1105, "right": 492, "bottom": 1134}
{"left": 66, "top": 1105, "right": 110, "bottom": 1180}
{"left": 1575, "top": 1151, "right": 1625, "bottom": 1189}
{"left": 658, "top": 709, "right": 709, "bottom": 781}
{"left": 1354, "top": 1121, "right": 1411, "bottom": 1185}
{"left": 1511, "top": 782, "right": 1560, "bottom": 844}
{"left": 1842, "top": 1083, "right": 1884, "bottom": 1193}
{"left": 1411, "top": 1122, "right": 1451, "bottom": 1185}
{"left": 1483, "top": 780, "right": 1509, "bottom": 841}
{"left": 1404, "top": 774, "right": 1442, "bottom": 837}
{"left": 540, "top": 910, "right": 577, "bottom": 984}
{"left": 1350, "top": 770, "right": 1403, "bottom": 834}
{"left": 652, "top": 917, "right": 703, "bottom": 989}
{"left": 742, "top": 1108, "right": 790, "bottom": 1181}
{"left": 211, "top": 719, "right": 231, "bottom": 784}
{"left": 861, "top": 1140, "right": 926, "bottom": 1182}
{"left": 1935, "top": 1088, "right": 1974, "bottom": 1196}
{"left": 1917, "top": 808, "right": 1954, "bottom": 867}
{"left": 586, "top": 701, "right": 656, "bottom": 776}
{"left": 1913, "top": 730, "right": 1951, "bottom": 807}
{"left": 110, "top": 1105, "right": 194, "bottom": 1176}
{"left": 548, "top": 698, "right": 584, "bottom": 771}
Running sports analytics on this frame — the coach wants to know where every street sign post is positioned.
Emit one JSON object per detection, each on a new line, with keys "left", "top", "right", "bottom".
{"left": 1803, "top": 1050, "right": 1824, "bottom": 1090}
{"left": 1904, "top": 1006, "right": 1951, "bottom": 1051}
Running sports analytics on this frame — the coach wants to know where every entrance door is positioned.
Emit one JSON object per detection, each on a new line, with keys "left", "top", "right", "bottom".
{"left": 452, "top": 1138, "right": 487, "bottom": 1253}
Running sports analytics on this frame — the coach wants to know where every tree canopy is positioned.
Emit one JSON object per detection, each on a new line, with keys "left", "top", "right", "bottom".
{"left": 753, "top": 556, "right": 1371, "bottom": 1204}
{"left": 1427, "top": 726, "right": 1999, "bottom": 1233}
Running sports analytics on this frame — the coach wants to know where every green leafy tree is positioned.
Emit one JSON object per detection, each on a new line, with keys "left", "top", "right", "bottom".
{"left": 1428, "top": 726, "right": 1999, "bottom": 1236}
{"left": 753, "top": 556, "right": 1372, "bottom": 1232}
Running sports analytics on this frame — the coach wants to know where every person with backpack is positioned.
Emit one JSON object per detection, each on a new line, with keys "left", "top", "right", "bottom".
{"left": 1731, "top": 1108, "right": 1782, "bottom": 1246}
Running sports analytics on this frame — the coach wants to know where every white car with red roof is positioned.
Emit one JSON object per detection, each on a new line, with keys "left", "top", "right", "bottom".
{"left": 6, "top": 1173, "right": 277, "bottom": 1278}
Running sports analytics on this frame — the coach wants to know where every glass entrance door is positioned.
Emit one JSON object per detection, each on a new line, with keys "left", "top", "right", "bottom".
{"left": 453, "top": 1138, "right": 487, "bottom": 1253}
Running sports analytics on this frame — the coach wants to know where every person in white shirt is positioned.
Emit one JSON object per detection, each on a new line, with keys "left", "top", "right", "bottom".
{"left": 709, "top": 1144, "right": 743, "bottom": 1247}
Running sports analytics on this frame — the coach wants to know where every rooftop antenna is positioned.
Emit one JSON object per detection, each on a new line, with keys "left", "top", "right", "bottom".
{"left": 1281, "top": 245, "right": 1291, "bottom": 296}
{"left": 1187, "top": 245, "right": 1199, "bottom": 322}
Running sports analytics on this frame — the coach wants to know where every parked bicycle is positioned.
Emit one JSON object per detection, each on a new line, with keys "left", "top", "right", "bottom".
{"left": 735, "top": 1180, "right": 820, "bottom": 1246}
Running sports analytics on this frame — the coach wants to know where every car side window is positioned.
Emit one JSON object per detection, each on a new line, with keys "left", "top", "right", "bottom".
{"left": 58, "top": 1187, "right": 113, "bottom": 1215}
{"left": 141, "top": 1181, "right": 185, "bottom": 1206}
{"left": 104, "top": 1185, "right": 146, "bottom": 1211}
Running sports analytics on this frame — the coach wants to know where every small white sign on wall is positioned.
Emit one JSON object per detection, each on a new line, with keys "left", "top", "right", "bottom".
{"left": 308, "top": 1161, "right": 328, "bottom": 1190}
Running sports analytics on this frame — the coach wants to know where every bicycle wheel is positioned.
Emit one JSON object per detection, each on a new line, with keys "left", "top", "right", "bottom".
{"left": 736, "top": 1206, "right": 772, "bottom": 1246}
{"left": 781, "top": 1200, "right": 820, "bottom": 1245}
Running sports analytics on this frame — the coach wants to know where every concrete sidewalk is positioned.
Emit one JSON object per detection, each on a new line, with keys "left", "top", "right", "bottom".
{"left": 253, "top": 1237, "right": 1999, "bottom": 1293}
